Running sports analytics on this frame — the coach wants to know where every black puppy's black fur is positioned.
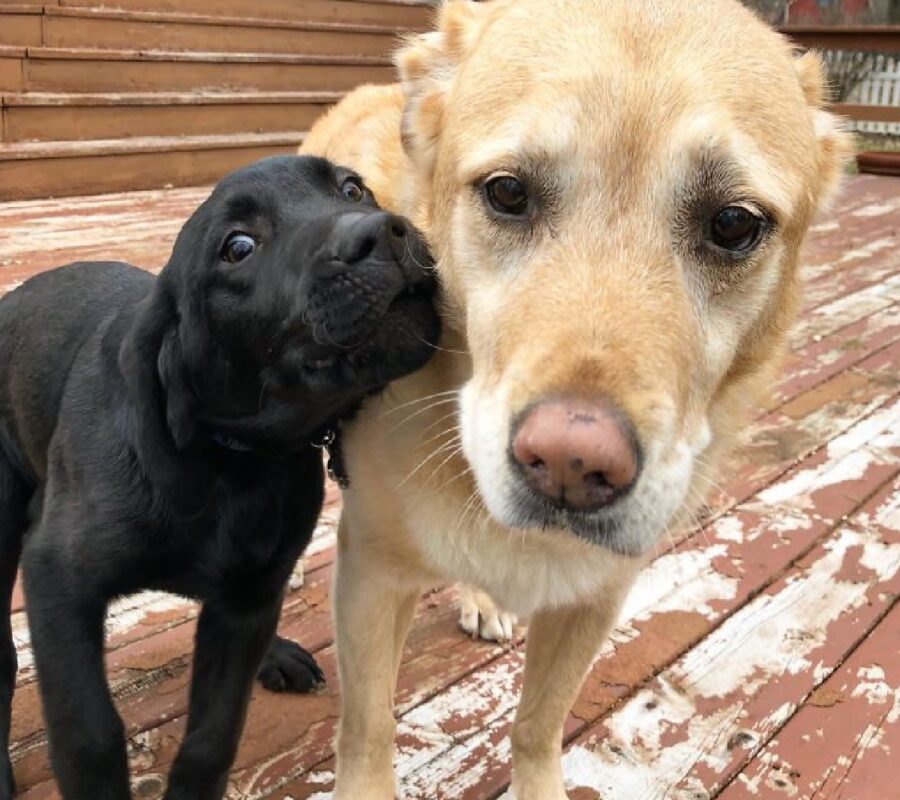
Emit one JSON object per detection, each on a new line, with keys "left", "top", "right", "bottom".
{"left": 0, "top": 156, "right": 439, "bottom": 800}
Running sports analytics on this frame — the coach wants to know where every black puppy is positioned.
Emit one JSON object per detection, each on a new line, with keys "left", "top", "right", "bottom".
{"left": 0, "top": 155, "right": 439, "bottom": 800}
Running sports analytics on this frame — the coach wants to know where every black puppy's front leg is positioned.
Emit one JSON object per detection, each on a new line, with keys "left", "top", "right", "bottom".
{"left": 164, "top": 598, "right": 281, "bottom": 800}
{"left": 0, "top": 544, "right": 21, "bottom": 800}
{"left": 0, "top": 460, "right": 29, "bottom": 800}
{"left": 0, "top": 572, "right": 19, "bottom": 800}
{"left": 22, "top": 546, "right": 130, "bottom": 800}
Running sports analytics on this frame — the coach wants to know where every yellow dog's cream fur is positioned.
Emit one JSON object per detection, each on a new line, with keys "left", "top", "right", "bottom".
{"left": 302, "top": 1, "right": 850, "bottom": 796}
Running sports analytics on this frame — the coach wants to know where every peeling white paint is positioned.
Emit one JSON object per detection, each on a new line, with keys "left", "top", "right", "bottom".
{"left": 869, "top": 482, "right": 900, "bottom": 532}
{"left": 793, "top": 274, "right": 900, "bottom": 343}
{"left": 562, "top": 523, "right": 900, "bottom": 796}
{"left": 785, "top": 303, "right": 900, "bottom": 368}
{"left": 562, "top": 699, "right": 745, "bottom": 799}
{"left": 837, "top": 236, "right": 897, "bottom": 264}
{"left": 825, "top": 402, "right": 900, "bottom": 458}
{"left": 758, "top": 400, "right": 900, "bottom": 508}
{"left": 737, "top": 769, "right": 763, "bottom": 795}
{"left": 402, "top": 722, "right": 511, "bottom": 799}
{"left": 674, "top": 528, "right": 898, "bottom": 698}
{"left": 812, "top": 661, "right": 832, "bottom": 684}
{"left": 852, "top": 665, "right": 892, "bottom": 705}
{"left": 732, "top": 506, "right": 818, "bottom": 540}
{"left": 399, "top": 654, "right": 522, "bottom": 728}
{"left": 615, "top": 544, "right": 738, "bottom": 627}
{"left": 712, "top": 516, "right": 744, "bottom": 543}
{"left": 303, "top": 509, "right": 340, "bottom": 558}
{"left": 888, "top": 691, "right": 900, "bottom": 726}
{"left": 850, "top": 197, "right": 900, "bottom": 217}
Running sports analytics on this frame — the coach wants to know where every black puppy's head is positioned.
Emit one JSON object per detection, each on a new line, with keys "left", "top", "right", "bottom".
{"left": 131, "top": 156, "right": 440, "bottom": 452}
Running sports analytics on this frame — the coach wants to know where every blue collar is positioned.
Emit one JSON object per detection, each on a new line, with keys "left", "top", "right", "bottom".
{"left": 209, "top": 431, "right": 255, "bottom": 453}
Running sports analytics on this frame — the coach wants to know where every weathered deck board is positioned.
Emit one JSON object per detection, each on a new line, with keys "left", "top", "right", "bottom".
{"left": 0, "top": 187, "right": 202, "bottom": 289}
{"left": 2, "top": 174, "right": 899, "bottom": 799}
{"left": 720, "top": 602, "right": 900, "bottom": 799}
{"left": 771, "top": 303, "right": 900, "bottom": 409}
{"left": 558, "top": 478, "right": 900, "bottom": 800}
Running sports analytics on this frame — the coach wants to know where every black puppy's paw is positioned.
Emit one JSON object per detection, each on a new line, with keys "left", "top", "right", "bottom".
{"left": 257, "top": 635, "right": 325, "bottom": 694}
{"left": 0, "top": 755, "right": 15, "bottom": 800}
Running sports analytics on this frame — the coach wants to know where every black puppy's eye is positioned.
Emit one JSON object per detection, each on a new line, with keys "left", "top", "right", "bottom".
{"left": 341, "top": 177, "right": 365, "bottom": 203}
{"left": 483, "top": 173, "right": 530, "bottom": 218}
{"left": 221, "top": 233, "right": 256, "bottom": 263}
{"left": 709, "top": 205, "right": 764, "bottom": 253}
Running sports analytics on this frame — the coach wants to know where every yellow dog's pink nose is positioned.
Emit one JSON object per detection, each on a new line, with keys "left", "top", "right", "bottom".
{"left": 511, "top": 397, "right": 640, "bottom": 512}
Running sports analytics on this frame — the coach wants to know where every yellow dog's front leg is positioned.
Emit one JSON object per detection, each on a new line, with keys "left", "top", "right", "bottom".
{"left": 510, "top": 595, "right": 629, "bottom": 800}
{"left": 331, "top": 517, "right": 421, "bottom": 800}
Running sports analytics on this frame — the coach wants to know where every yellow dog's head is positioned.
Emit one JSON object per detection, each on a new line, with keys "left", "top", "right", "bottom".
{"left": 398, "top": 0, "right": 851, "bottom": 555}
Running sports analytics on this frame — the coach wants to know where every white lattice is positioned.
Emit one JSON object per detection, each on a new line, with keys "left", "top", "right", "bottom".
{"left": 845, "top": 52, "right": 900, "bottom": 135}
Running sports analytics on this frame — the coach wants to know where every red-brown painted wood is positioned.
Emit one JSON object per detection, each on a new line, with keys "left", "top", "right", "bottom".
{"left": 56, "top": 0, "right": 432, "bottom": 28}
{"left": 720, "top": 602, "right": 900, "bottom": 799}
{"left": 21, "top": 48, "right": 395, "bottom": 94}
{"left": 3, "top": 176, "right": 899, "bottom": 800}
{"left": 858, "top": 151, "right": 900, "bottom": 177}
{"left": 0, "top": 134, "right": 306, "bottom": 200}
{"left": 0, "top": 10, "right": 41, "bottom": 48}
{"left": 0, "top": 47, "right": 24, "bottom": 91}
{"left": 2, "top": 92, "right": 341, "bottom": 143}
{"left": 42, "top": 8, "right": 405, "bottom": 58}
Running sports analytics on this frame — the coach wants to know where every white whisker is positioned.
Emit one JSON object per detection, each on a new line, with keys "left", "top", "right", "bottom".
{"left": 387, "top": 397, "right": 459, "bottom": 435}
{"left": 379, "top": 389, "right": 459, "bottom": 419}
{"left": 422, "top": 443, "right": 465, "bottom": 488}
{"left": 398, "top": 436, "right": 462, "bottom": 488}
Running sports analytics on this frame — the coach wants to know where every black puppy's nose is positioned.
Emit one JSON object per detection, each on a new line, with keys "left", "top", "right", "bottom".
{"left": 334, "top": 212, "right": 409, "bottom": 265}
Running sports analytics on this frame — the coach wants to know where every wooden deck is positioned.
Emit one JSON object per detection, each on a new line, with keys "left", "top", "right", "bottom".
{"left": 1, "top": 174, "right": 899, "bottom": 799}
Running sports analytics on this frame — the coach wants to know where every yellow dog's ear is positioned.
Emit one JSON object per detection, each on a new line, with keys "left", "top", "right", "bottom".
{"left": 794, "top": 50, "right": 855, "bottom": 211}
{"left": 395, "top": 0, "right": 494, "bottom": 171}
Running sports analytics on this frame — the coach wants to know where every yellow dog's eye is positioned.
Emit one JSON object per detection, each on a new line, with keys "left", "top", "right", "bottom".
{"left": 221, "top": 233, "right": 256, "bottom": 263}
{"left": 710, "top": 205, "right": 764, "bottom": 253}
{"left": 341, "top": 177, "right": 365, "bottom": 202}
{"left": 484, "top": 174, "right": 530, "bottom": 218}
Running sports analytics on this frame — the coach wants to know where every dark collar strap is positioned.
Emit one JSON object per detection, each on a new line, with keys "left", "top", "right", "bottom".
{"left": 314, "top": 426, "right": 350, "bottom": 489}
{"left": 209, "top": 430, "right": 255, "bottom": 452}
{"left": 208, "top": 425, "right": 350, "bottom": 488}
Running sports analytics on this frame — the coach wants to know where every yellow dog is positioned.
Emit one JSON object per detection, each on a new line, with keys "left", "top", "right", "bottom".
{"left": 302, "top": 1, "right": 851, "bottom": 797}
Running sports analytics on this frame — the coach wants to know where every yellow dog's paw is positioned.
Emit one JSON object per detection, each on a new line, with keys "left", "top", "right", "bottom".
{"left": 458, "top": 585, "right": 518, "bottom": 642}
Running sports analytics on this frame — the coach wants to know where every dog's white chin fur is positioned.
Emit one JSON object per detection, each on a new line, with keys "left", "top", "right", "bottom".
{"left": 458, "top": 378, "right": 703, "bottom": 559}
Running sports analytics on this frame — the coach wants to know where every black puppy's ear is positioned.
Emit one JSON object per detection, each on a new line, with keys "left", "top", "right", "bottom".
{"left": 157, "top": 327, "right": 197, "bottom": 450}
{"left": 118, "top": 281, "right": 196, "bottom": 455}
{"left": 119, "top": 283, "right": 213, "bottom": 515}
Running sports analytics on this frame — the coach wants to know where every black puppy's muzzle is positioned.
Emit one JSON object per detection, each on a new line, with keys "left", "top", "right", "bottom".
{"left": 332, "top": 211, "right": 408, "bottom": 267}
{"left": 306, "top": 211, "right": 435, "bottom": 348}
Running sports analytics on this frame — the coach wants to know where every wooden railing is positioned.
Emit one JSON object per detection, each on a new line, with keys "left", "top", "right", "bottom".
{"left": 781, "top": 26, "right": 900, "bottom": 125}
{"left": 781, "top": 26, "right": 900, "bottom": 175}
{"left": 782, "top": 25, "right": 900, "bottom": 54}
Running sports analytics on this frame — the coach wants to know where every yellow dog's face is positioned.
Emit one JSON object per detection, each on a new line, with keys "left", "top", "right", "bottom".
{"left": 399, "top": 0, "right": 850, "bottom": 555}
